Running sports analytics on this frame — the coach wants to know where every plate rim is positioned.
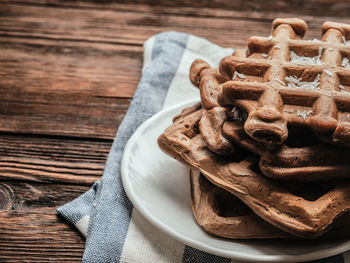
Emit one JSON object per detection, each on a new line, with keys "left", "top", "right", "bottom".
{"left": 121, "top": 98, "right": 350, "bottom": 262}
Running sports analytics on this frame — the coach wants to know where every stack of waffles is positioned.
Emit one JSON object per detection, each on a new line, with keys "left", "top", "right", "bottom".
{"left": 158, "top": 18, "right": 350, "bottom": 239}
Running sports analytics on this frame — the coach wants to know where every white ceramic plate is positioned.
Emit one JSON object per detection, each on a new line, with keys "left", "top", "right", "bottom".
{"left": 121, "top": 98, "right": 350, "bottom": 262}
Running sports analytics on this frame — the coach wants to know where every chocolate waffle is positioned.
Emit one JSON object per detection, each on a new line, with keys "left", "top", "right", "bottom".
{"left": 189, "top": 59, "right": 246, "bottom": 155}
{"left": 210, "top": 18, "right": 350, "bottom": 145}
{"left": 189, "top": 55, "right": 350, "bottom": 180}
{"left": 190, "top": 168, "right": 288, "bottom": 239}
{"left": 191, "top": 168, "right": 350, "bottom": 240}
{"left": 190, "top": 169, "right": 350, "bottom": 240}
{"left": 158, "top": 107, "right": 350, "bottom": 238}
{"left": 222, "top": 120, "right": 350, "bottom": 181}
{"left": 189, "top": 59, "right": 235, "bottom": 155}
{"left": 174, "top": 101, "right": 350, "bottom": 181}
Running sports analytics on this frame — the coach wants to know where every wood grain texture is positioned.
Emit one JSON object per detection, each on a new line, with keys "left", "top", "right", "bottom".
{"left": 0, "top": 181, "right": 91, "bottom": 209}
{"left": 0, "top": 86, "right": 130, "bottom": 139}
{"left": 0, "top": 209, "right": 85, "bottom": 262}
{"left": 0, "top": 36, "right": 133, "bottom": 138}
{"left": 0, "top": 134, "right": 109, "bottom": 183}
{"left": 1, "top": 0, "right": 350, "bottom": 261}
{"left": 0, "top": 134, "right": 105, "bottom": 261}
{"left": 24, "top": 0, "right": 350, "bottom": 17}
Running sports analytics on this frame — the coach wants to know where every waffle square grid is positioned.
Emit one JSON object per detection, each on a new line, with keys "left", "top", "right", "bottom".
{"left": 218, "top": 18, "right": 350, "bottom": 145}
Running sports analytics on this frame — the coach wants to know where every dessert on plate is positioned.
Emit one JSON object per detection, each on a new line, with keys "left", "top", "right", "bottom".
{"left": 158, "top": 18, "right": 350, "bottom": 239}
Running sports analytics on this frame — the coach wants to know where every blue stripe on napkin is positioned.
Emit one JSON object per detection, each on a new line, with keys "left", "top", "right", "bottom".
{"left": 82, "top": 31, "right": 189, "bottom": 262}
{"left": 58, "top": 181, "right": 100, "bottom": 227}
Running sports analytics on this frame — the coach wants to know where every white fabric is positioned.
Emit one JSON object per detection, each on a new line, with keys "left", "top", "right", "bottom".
{"left": 163, "top": 35, "right": 234, "bottom": 108}
{"left": 120, "top": 210, "right": 185, "bottom": 263}
{"left": 75, "top": 215, "right": 90, "bottom": 237}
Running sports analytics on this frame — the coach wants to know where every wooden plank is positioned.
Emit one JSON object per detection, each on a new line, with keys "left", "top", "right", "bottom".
{"left": 5, "top": 0, "right": 350, "bottom": 21}
{"left": 0, "top": 34, "right": 135, "bottom": 139}
{"left": 2, "top": 1, "right": 350, "bottom": 46}
{"left": 0, "top": 135, "right": 109, "bottom": 261}
{"left": 0, "top": 2, "right": 270, "bottom": 47}
{"left": 0, "top": 181, "right": 91, "bottom": 210}
{"left": 0, "top": 85, "right": 130, "bottom": 139}
{"left": 0, "top": 3, "right": 144, "bottom": 138}
{"left": 0, "top": 37, "right": 142, "bottom": 99}
{"left": 0, "top": 208, "right": 85, "bottom": 262}
{"left": 0, "top": 134, "right": 110, "bottom": 184}
{"left": 0, "top": 179, "right": 91, "bottom": 261}
{"left": 26, "top": 0, "right": 350, "bottom": 18}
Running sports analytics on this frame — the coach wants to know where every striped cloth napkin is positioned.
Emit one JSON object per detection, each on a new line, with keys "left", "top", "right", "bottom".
{"left": 58, "top": 31, "right": 350, "bottom": 263}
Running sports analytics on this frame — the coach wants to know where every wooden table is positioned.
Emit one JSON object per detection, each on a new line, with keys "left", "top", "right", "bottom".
{"left": 1, "top": 0, "right": 350, "bottom": 261}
